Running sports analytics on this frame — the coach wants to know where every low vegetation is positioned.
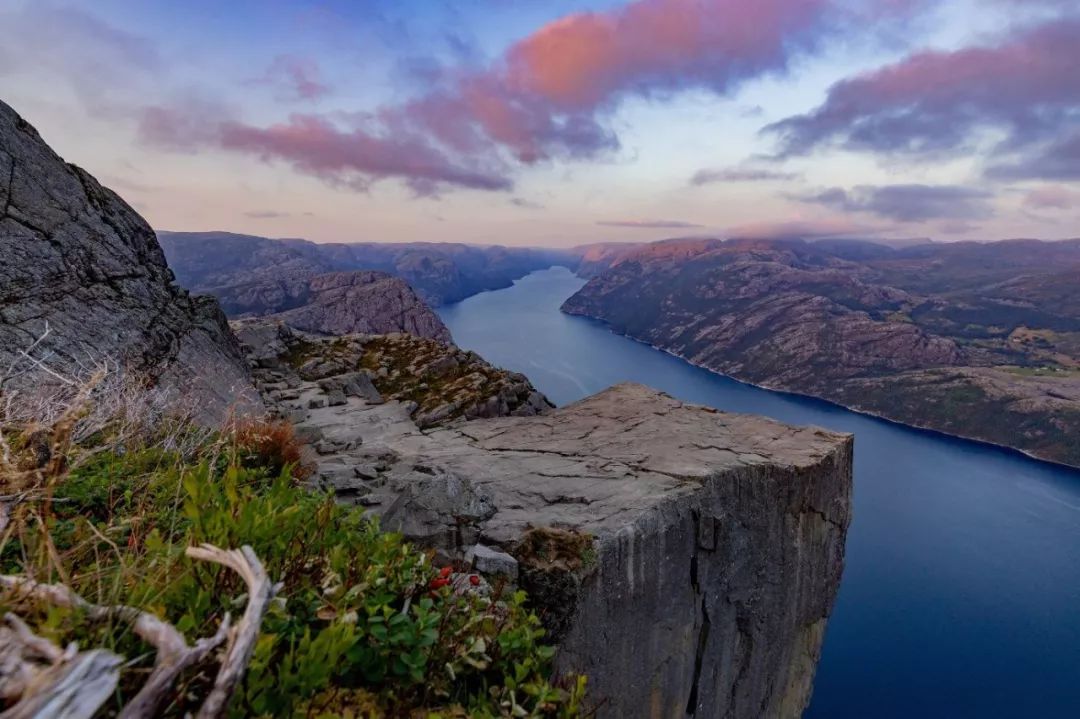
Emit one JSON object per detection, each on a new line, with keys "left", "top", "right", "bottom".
{"left": 0, "top": 364, "right": 584, "bottom": 717}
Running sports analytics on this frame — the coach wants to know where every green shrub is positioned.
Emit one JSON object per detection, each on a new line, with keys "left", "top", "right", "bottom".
{"left": 2, "top": 438, "right": 585, "bottom": 718}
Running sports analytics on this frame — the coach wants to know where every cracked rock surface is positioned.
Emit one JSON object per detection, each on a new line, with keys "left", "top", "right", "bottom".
{"left": 0, "top": 99, "right": 257, "bottom": 421}
{"left": 242, "top": 319, "right": 853, "bottom": 719}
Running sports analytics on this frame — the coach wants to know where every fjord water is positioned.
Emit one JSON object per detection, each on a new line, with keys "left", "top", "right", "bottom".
{"left": 439, "top": 266, "right": 1080, "bottom": 718}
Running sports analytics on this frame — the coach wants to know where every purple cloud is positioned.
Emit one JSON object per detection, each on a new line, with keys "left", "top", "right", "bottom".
{"left": 764, "top": 18, "right": 1080, "bottom": 173}
{"left": 218, "top": 114, "right": 512, "bottom": 194}
{"left": 691, "top": 166, "right": 801, "bottom": 185}
{"left": 987, "top": 130, "right": 1080, "bottom": 182}
{"left": 800, "top": 184, "right": 994, "bottom": 222}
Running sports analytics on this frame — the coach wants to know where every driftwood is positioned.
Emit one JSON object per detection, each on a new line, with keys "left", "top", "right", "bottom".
{"left": 187, "top": 544, "right": 280, "bottom": 719}
{"left": 0, "top": 543, "right": 277, "bottom": 719}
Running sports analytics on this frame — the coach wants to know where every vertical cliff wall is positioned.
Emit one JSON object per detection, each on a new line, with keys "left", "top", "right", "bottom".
{"left": 552, "top": 425, "right": 851, "bottom": 717}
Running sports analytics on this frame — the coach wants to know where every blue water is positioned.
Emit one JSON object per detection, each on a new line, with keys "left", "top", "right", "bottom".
{"left": 439, "top": 267, "right": 1080, "bottom": 718}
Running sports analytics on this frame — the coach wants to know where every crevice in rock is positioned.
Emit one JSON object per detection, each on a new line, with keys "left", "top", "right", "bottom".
{"left": 685, "top": 509, "right": 710, "bottom": 717}
{"left": 1, "top": 151, "right": 15, "bottom": 219}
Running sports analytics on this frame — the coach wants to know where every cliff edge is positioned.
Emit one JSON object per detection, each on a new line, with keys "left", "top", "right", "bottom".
{"left": 241, "top": 322, "right": 854, "bottom": 719}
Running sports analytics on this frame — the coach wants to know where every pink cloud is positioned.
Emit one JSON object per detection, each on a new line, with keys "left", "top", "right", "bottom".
{"left": 219, "top": 115, "right": 511, "bottom": 194}
{"left": 142, "top": 0, "right": 835, "bottom": 194}
{"left": 505, "top": 0, "right": 826, "bottom": 111}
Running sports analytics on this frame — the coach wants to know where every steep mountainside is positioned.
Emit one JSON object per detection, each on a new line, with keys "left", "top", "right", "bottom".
{"left": 159, "top": 231, "right": 575, "bottom": 306}
{"left": 219, "top": 269, "right": 452, "bottom": 342}
{"left": 564, "top": 237, "right": 1080, "bottom": 466}
{"left": 0, "top": 99, "right": 256, "bottom": 420}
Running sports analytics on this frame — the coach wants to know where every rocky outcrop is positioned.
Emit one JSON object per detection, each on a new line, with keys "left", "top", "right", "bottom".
{"left": 257, "top": 271, "right": 453, "bottom": 343}
{"left": 239, "top": 323, "right": 853, "bottom": 718}
{"left": 159, "top": 231, "right": 576, "bottom": 307}
{"left": 232, "top": 320, "right": 551, "bottom": 429}
{"left": 563, "top": 237, "right": 1080, "bottom": 467}
{"left": 0, "top": 99, "right": 257, "bottom": 421}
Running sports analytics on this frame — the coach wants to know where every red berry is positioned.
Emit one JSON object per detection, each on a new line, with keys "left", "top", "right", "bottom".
{"left": 469, "top": 575, "right": 480, "bottom": 586}
{"left": 439, "top": 566, "right": 453, "bottom": 578}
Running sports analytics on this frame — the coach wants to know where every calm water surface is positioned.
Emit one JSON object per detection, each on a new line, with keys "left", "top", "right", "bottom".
{"left": 439, "top": 267, "right": 1080, "bottom": 718}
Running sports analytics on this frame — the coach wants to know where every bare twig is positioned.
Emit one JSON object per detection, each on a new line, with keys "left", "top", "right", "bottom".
{"left": 0, "top": 575, "right": 189, "bottom": 660}
{"left": 187, "top": 544, "right": 280, "bottom": 719}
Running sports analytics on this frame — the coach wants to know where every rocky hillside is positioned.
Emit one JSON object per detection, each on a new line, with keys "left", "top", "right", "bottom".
{"left": 231, "top": 270, "right": 453, "bottom": 343}
{"left": 232, "top": 320, "right": 551, "bottom": 429}
{"left": 563, "top": 237, "right": 1080, "bottom": 466}
{"left": 159, "top": 230, "right": 575, "bottom": 306}
{"left": 0, "top": 99, "right": 256, "bottom": 421}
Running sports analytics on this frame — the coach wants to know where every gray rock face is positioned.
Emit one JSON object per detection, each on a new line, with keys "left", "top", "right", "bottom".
{"left": 248, "top": 351, "right": 852, "bottom": 718}
{"left": 0, "top": 100, "right": 257, "bottom": 421}
{"left": 266, "top": 271, "right": 453, "bottom": 343}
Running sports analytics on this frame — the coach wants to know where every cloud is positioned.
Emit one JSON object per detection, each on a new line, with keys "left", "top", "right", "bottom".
{"left": 249, "top": 55, "right": 331, "bottom": 101}
{"left": 138, "top": 104, "right": 513, "bottom": 195}
{"left": 1023, "top": 185, "right": 1080, "bottom": 210}
{"left": 510, "top": 197, "right": 544, "bottom": 209}
{"left": 218, "top": 114, "right": 512, "bottom": 194}
{"left": 764, "top": 18, "right": 1080, "bottom": 171}
{"left": 244, "top": 210, "right": 290, "bottom": 219}
{"left": 597, "top": 219, "right": 703, "bottom": 229}
{"left": 799, "top": 184, "right": 994, "bottom": 222}
{"left": 0, "top": 3, "right": 159, "bottom": 117}
{"left": 986, "top": 130, "right": 1080, "bottom": 181}
{"left": 690, "top": 166, "right": 801, "bottom": 185}
{"left": 142, "top": 0, "right": 835, "bottom": 194}
{"left": 725, "top": 217, "right": 879, "bottom": 239}
{"left": 501, "top": 0, "right": 827, "bottom": 112}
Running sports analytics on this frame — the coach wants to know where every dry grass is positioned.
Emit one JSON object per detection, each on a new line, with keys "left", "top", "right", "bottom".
{"left": 227, "top": 419, "right": 311, "bottom": 480}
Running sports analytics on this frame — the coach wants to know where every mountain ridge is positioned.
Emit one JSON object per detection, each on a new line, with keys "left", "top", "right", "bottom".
{"left": 563, "top": 236, "right": 1080, "bottom": 467}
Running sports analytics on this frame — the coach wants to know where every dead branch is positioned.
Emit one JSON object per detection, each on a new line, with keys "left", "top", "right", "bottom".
{"left": 0, "top": 576, "right": 189, "bottom": 661}
{"left": 187, "top": 544, "right": 280, "bottom": 719}
{"left": 116, "top": 615, "right": 231, "bottom": 719}
{"left": 0, "top": 613, "right": 120, "bottom": 719}
{"left": 0, "top": 543, "right": 275, "bottom": 719}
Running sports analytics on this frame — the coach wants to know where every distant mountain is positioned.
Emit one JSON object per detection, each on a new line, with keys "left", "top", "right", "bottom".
{"left": 159, "top": 231, "right": 577, "bottom": 307}
{"left": 563, "top": 236, "right": 1080, "bottom": 467}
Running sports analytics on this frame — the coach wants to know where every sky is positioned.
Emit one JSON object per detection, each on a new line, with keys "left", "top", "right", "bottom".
{"left": 1, "top": 0, "right": 1078, "bottom": 247}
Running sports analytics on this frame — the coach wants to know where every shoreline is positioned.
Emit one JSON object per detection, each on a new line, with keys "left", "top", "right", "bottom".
{"left": 561, "top": 307, "right": 1080, "bottom": 475}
